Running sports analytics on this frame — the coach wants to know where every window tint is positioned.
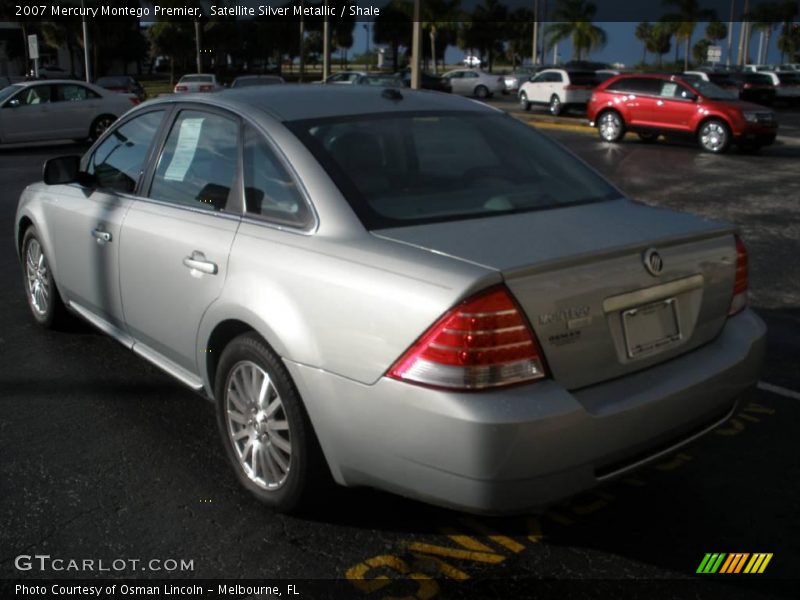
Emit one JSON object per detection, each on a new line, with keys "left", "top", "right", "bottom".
{"left": 86, "top": 110, "right": 164, "bottom": 193}
{"left": 550, "top": 72, "right": 564, "bottom": 82}
{"left": 607, "top": 78, "right": 661, "bottom": 94}
{"left": 659, "top": 81, "right": 695, "bottom": 99}
{"left": 243, "top": 125, "right": 311, "bottom": 228}
{"left": 55, "top": 84, "right": 99, "bottom": 102}
{"left": 150, "top": 110, "right": 239, "bottom": 211}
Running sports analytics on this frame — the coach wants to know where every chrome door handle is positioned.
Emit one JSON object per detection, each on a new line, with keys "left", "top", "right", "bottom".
{"left": 183, "top": 252, "right": 218, "bottom": 275}
{"left": 91, "top": 228, "right": 112, "bottom": 243}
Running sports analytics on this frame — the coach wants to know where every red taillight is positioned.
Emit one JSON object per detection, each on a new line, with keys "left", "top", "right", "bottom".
{"left": 199, "top": 84, "right": 213, "bottom": 92}
{"left": 388, "top": 286, "right": 547, "bottom": 390}
{"left": 175, "top": 85, "right": 188, "bottom": 92}
{"left": 743, "top": 83, "right": 753, "bottom": 89}
{"left": 729, "top": 235, "right": 748, "bottom": 316}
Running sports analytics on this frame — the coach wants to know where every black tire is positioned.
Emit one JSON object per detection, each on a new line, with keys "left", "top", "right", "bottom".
{"left": 89, "top": 114, "right": 116, "bottom": 141}
{"left": 697, "top": 119, "right": 731, "bottom": 153}
{"left": 474, "top": 85, "right": 489, "bottom": 99}
{"left": 214, "top": 332, "right": 330, "bottom": 513}
{"left": 638, "top": 132, "right": 659, "bottom": 143}
{"left": 519, "top": 91, "right": 531, "bottom": 111}
{"left": 21, "top": 227, "right": 68, "bottom": 329}
{"left": 597, "top": 110, "right": 625, "bottom": 143}
{"left": 549, "top": 94, "right": 562, "bottom": 116}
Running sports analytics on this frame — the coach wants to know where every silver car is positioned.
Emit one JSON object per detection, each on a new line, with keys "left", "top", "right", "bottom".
{"left": 0, "top": 80, "right": 136, "bottom": 143}
{"left": 15, "top": 86, "right": 765, "bottom": 514}
{"left": 441, "top": 69, "right": 505, "bottom": 99}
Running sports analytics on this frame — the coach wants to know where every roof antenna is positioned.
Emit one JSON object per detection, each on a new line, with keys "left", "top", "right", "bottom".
{"left": 381, "top": 88, "right": 403, "bottom": 101}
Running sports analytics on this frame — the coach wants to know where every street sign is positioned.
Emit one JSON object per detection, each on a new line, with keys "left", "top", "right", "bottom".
{"left": 27, "top": 34, "right": 39, "bottom": 60}
{"left": 707, "top": 45, "right": 723, "bottom": 63}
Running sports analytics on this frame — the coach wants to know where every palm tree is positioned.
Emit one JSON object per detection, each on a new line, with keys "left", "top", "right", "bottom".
{"left": 373, "top": 0, "right": 412, "bottom": 72}
{"left": 647, "top": 22, "right": 673, "bottom": 66}
{"left": 662, "top": 0, "right": 716, "bottom": 70}
{"left": 422, "top": 0, "right": 461, "bottom": 74}
{"left": 545, "top": 0, "right": 607, "bottom": 61}
{"left": 635, "top": 22, "right": 654, "bottom": 64}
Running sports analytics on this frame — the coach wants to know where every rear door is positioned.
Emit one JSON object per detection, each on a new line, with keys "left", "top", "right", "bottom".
{"left": 119, "top": 106, "right": 241, "bottom": 376}
{"left": 51, "top": 83, "right": 103, "bottom": 138}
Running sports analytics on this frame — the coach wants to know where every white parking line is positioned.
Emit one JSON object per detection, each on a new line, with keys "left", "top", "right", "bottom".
{"left": 757, "top": 381, "right": 800, "bottom": 401}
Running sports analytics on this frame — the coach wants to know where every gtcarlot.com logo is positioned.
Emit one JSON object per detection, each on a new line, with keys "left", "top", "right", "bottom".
{"left": 697, "top": 552, "right": 773, "bottom": 574}
{"left": 14, "top": 554, "right": 194, "bottom": 573}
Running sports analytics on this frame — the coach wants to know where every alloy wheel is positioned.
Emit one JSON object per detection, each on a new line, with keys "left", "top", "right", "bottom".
{"left": 25, "top": 238, "right": 50, "bottom": 316}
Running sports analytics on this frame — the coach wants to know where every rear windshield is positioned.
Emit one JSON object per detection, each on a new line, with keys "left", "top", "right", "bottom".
{"left": 180, "top": 75, "right": 212, "bottom": 83}
{"left": 707, "top": 73, "right": 733, "bottom": 85}
{"left": 567, "top": 71, "right": 598, "bottom": 86}
{"left": 777, "top": 73, "right": 800, "bottom": 84}
{"left": 288, "top": 112, "right": 619, "bottom": 229}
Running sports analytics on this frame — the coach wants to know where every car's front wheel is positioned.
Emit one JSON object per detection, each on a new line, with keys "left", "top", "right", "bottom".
{"left": 21, "top": 227, "right": 67, "bottom": 328}
{"left": 215, "top": 332, "right": 329, "bottom": 513}
{"left": 697, "top": 119, "right": 731, "bottom": 153}
{"left": 597, "top": 110, "right": 625, "bottom": 143}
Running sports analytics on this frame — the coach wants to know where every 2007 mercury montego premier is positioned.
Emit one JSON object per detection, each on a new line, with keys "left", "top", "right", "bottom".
{"left": 16, "top": 86, "right": 765, "bottom": 514}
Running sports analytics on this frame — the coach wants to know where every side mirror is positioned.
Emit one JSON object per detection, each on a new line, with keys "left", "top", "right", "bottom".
{"left": 6, "top": 98, "right": 20, "bottom": 108}
{"left": 43, "top": 155, "right": 81, "bottom": 185}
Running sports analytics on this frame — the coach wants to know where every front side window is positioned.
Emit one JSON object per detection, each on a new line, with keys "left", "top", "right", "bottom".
{"left": 243, "top": 125, "right": 311, "bottom": 228}
{"left": 16, "top": 85, "right": 52, "bottom": 105}
{"left": 86, "top": 110, "right": 164, "bottom": 193}
{"left": 289, "top": 112, "right": 619, "bottom": 230}
{"left": 149, "top": 110, "right": 239, "bottom": 211}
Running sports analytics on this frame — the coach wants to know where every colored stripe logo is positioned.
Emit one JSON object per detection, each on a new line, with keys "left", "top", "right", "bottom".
{"left": 697, "top": 553, "right": 773, "bottom": 574}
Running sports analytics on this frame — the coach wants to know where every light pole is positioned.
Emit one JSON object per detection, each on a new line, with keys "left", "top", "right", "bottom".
{"left": 363, "top": 23, "right": 370, "bottom": 71}
{"left": 323, "top": 0, "right": 331, "bottom": 80}
{"left": 81, "top": 0, "right": 91, "bottom": 81}
{"left": 411, "top": 0, "right": 421, "bottom": 89}
{"left": 194, "top": 20, "right": 202, "bottom": 73}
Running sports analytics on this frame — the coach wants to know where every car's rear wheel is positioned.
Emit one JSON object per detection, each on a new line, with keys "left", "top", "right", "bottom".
{"left": 215, "top": 332, "right": 329, "bottom": 513}
{"left": 519, "top": 91, "right": 531, "bottom": 111}
{"left": 597, "top": 110, "right": 625, "bottom": 143}
{"left": 549, "top": 94, "right": 562, "bottom": 116}
{"left": 474, "top": 85, "right": 489, "bottom": 99}
{"left": 89, "top": 114, "right": 115, "bottom": 141}
{"left": 21, "top": 227, "right": 67, "bottom": 328}
{"left": 638, "top": 132, "right": 659, "bottom": 143}
{"left": 698, "top": 119, "right": 730, "bottom": 153}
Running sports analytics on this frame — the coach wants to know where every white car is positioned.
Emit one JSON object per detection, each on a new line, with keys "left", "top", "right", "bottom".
{"left": 440, "top": 69, "right": 504, "bottom": 99}
{"left": 518, "top": 69, "right": 599, "bottom": 115}
{"left": 743, "top": 64, "right": 776, "bottom": 73}
{"left": 174, "top": 74, "right": 223, "bottom": 93}
{"left": 0, "top": 80, "right": 136, "bottom": 143}
{"left": 760, "top": 71, "right": 800, "bottom": 102}
{"left": 462, "top": 55, "right": 481, "bottom": 68}
{"left": 779, "top": 63, "right": 800, "bottom": 72}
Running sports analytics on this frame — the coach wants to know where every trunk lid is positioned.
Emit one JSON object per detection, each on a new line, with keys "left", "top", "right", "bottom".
{"left": 374, "top": 199, "right": 739, "bottom": 390}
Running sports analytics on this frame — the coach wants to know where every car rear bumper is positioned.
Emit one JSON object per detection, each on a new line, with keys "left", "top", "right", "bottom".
{"left": 286, "top": 309, "right": 766, "bottom": 514}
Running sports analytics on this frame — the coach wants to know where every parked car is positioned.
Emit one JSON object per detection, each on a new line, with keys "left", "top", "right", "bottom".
{"left": 462, "top": 55, "right": 481, "bottom": 67}
{"left": 595, "top": 69, "right": 621, "bottom": 83}
{"left": 95, "top": 75, "right": 147, "bottom": 103}
{"left": 16, "top": 86, "right": 765, "bottom": 514}
{"left": 231, "top": 75, "right": 285, "bottom": 88}
{"left": 502, "top": 67, "right": 537, "bottom": 93}
{"left": 397, "top": 69, "right": 452, "bottom": 93}
{"left": 724, "top": 71, "right": 776, "bottom": 105}
{"left": 778, "top": 63, "right": 800, "bottom": 72}
{"left": 588, "top": 73, "right": 778, "bottom": 153}
{"left": 440, "top": 69, "right": 504, "bottom": 98}
{"left": 174, "top": 74, "right": 223, "bottom": 93}
{"left": 743, "top": 64, "right": 775, "bottom": 73}
{"left": 759, "top": 71, "right": 800, "bottom": 104}
{"left": 682, "top": 71, "right": 739, "bottom": 94}
{"left": 318, "top": 71, "right": 367, "bottom": 84}
{"left": 0, "top": 80, "right": 136, "bottom": 143}
{"left": 518, "top": 69, "right": 598, "bottom": 115}
{"left": 353, "top": 73, "right": 405, "bottom": 87}
{"left": 35, "top": 65, "right": 71, "bottom": 79}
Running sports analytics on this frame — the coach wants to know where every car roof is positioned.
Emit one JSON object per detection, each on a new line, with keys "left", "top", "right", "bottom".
{"left": 145, "top": 85, "right": 496, "bottom": 121}
{"left": 13, "top": 79, "right": 96, "bottom": 86}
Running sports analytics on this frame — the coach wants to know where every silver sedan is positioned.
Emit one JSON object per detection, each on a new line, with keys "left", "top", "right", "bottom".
{"left": 15, "top": 86, "right": 765, "bottom": 514}
{"left": 440, "top": 69, "right": 506, "bottom": 98}
{"left": 0, "top": 80, "right": 136, "bottom": 143}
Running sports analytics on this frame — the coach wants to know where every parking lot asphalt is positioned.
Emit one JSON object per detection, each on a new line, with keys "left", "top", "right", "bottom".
{"left": 1, "top": 121, "right": 798, "bottom": 599}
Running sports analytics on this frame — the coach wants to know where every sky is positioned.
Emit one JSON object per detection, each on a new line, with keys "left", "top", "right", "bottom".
{"left": 351, "top": 21, "right": 793, "bottom": 67}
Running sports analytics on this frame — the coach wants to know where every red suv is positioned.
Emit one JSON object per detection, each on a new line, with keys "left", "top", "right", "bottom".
{"left": 587, "top": 73, "right": 778, "bottom": 153}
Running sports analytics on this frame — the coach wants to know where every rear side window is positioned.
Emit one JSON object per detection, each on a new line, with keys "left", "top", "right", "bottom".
{"left": 55, "top": 84, "right": 99, "bottom": 102}
{"left": 149, "top": 110, "right": 239, "bottom": 211}
{"left": 567, "top": 72, "right": 597, "bottom": 85}
{"left": 242, "top": 125, "right": 312, "bottom": 228}
{"left": 606, "top": 77, "right": 661, "bottom": 95}
{"left": 87, "top": 110, "right": 164, "bottom": 194}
